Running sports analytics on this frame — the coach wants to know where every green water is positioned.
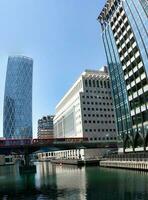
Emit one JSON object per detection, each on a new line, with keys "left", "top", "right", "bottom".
{"left": 0, "top": 162, "right": 148, "bottom": 200}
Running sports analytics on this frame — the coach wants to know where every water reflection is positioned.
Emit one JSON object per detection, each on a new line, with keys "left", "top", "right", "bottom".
{"left": 0, "top": 162, "right": 148, "bottom": 200}
{"left": 85, "top": 167, "right": 148, "bottom": 200}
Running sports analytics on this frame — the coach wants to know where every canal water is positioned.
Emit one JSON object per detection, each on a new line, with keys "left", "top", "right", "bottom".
{"left": 0, "top": 162, "right": 148, "bottom": 200}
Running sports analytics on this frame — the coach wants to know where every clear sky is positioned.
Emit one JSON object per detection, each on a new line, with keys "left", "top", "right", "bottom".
{"left": 0, "top": 0, "right": 106, "bottom": 138}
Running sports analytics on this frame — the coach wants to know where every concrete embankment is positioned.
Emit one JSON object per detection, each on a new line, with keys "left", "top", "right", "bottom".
{"left": 51, "top": 159, "right": 100, "bottom": 166}
{"left": 100, "top": 160, "right": 148, "bottom": 171}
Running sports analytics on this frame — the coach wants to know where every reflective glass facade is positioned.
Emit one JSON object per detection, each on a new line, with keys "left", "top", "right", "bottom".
{"left": 3, "top": 56, "right": 33, "bottom": 139}
{"left": 98, "top": 0, "right": 148, "bottom": 151}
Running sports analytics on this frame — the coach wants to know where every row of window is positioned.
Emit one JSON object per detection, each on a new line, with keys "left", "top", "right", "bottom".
{"left": 83, "top": 107, "right": 114, "bottom": 112}
{"left": 84, "top": 79, "right": 110, "bottom": 88}
{"left": 85, "top": 128, "right": 116, "bottom": 132}
{"left": 84, "top": 120, "right": 115, "bottom": 124}
{"left": 83, "top": 101, "right": 113, "bottom": 106}
{"left": 132, "top": 110, "right": 148, "bottom": 125}
{"left": 84, "top": 114, "right": 114, "bottom": 118}
{"left": 85, "top": 90, "right": 111, "bottom": 94}
{"left": 82, "top": 95, "right": 112, "bottom": 100}
{"left": 89, "top": 137, "right": 117, "bottom": 141}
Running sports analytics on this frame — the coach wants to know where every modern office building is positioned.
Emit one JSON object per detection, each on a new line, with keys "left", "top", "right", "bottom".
{"left": 54, "top": 67, "right": 117, "bottom": 159}
{"left": 98, "top": 0, "right": 148, "bottom": 152}
{"left": 54, "top": 67, "right": 117, "bottom": 143}
{"left": 38, "top": 115, "right": 54, "bottom": 139}
{"left": 3, "top": 56, "right": 33, "bottom": 139}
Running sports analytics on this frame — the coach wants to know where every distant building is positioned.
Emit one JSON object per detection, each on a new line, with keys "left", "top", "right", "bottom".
{"left": 98, "top": 0, "right": 148, "bottom": 152}
{"left": 54, "top": 67, "right": 117, "bottom": 142}
{"left": 38, "top": 115, "right": 54, "bottom": 139}
{"left": 3, "top": 55, "right": 33, "bottom": 139}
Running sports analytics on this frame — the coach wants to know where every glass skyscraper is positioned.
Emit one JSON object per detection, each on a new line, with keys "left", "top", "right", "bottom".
{"left": 98, "top": 0, "right": 148, "bottom": 152}
{"left": 3, "top": 56, "right": 33, "bottom": 139}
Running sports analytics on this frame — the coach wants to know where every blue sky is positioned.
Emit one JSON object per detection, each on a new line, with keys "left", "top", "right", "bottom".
{"left": 0, "top": 0, "right": 106, "bottom": 138}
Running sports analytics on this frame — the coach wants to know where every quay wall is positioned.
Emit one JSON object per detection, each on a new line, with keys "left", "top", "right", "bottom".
{"left": 100, "top": 160, "right": 148, "bottom": 171}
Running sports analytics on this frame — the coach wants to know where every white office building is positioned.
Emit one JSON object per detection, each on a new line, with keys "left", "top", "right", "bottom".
{"left": 51, "top": 67, "right": 117, "bottom": 160}
{"left": 54, "top": 67, "right": 117, "bottom": 143}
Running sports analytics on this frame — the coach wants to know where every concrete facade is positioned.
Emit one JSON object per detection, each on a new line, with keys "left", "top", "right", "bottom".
{"left": 54, "top": 67, "right": 117, "bottom": 142}
{"left": 38, "top": 115, "right": 54, "bottom": 139}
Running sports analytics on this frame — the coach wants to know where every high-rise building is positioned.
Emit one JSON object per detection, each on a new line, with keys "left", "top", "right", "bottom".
{"left": 38, "top": 115, "right": 54, "bottom": 139}
{"left": 3, "top": 56, "right": 33, "bottom": 139}
{"left": 54, "top": 67, "right": 117, "bottom": 143}
{"left": 98, "top": 0, "right": 148, "bottom": 152}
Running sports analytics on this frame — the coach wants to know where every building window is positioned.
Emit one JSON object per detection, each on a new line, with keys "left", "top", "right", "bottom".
{"left": 104, "top": 81, "right": 107, "bottom": 88}
{"left": 89, "top": 80, "right": 92, "bottom": 87}
{"left": 100, "top": 80, "right": 103, "bottom": 88}
{"left": 97, "top": 80, "right": 99, "bottom": 87}
{"left": 85, "top": 80, "right": 88, "bottom": 87}
{"left": 93, "top": 80, "right": 96, "bottom": 87}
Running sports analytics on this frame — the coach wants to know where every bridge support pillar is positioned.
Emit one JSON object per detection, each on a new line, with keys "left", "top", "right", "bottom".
{"left": 19, "top": 149, "right": 36, "bottom": 174}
